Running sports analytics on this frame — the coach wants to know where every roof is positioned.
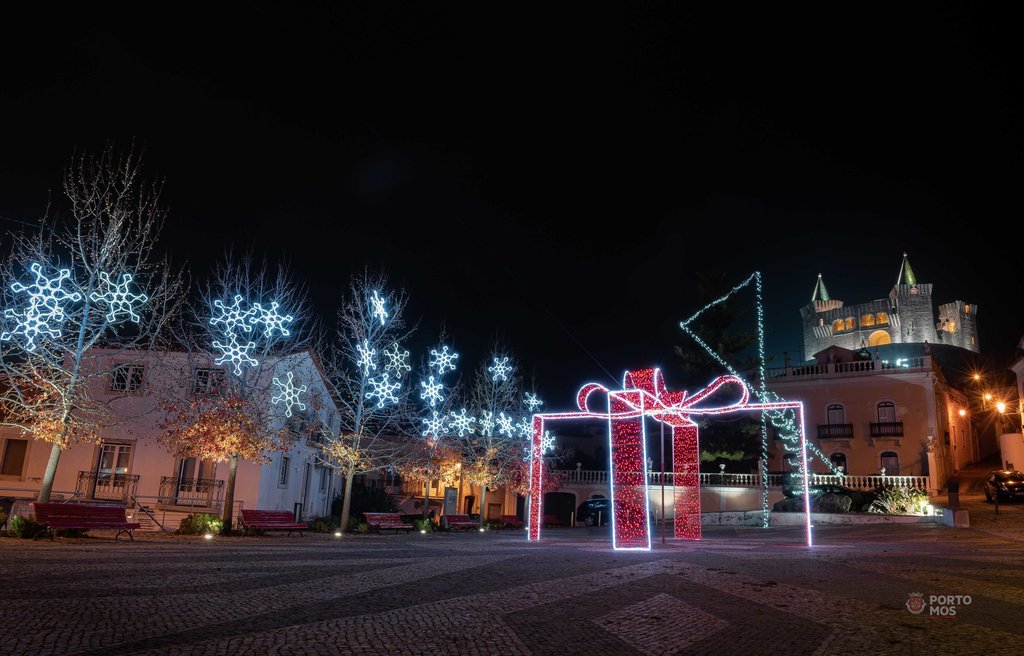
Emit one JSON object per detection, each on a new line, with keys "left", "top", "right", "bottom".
{"left": 896, "top": 252, "right": 917, "bottom": 286}
{"left": 811, "top": 273, "right": 830, "bottom": 302}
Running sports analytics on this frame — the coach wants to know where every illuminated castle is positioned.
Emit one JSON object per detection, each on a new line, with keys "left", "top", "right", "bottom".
{"left": 799, "top": 253, "right": 979, "bottom": 362}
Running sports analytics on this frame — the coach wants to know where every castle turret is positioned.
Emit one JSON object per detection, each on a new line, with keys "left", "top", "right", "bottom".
{"left": 889, "top": 252, "right": 937, "bottom": 344}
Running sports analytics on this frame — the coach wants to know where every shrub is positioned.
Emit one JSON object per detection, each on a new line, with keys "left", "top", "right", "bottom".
{"left": 412, "top": 518, "right": 436, "bottom": 532}
{"left": 9, "top": 515, "right": 45, "bottom": 539}
{"left": 312, "top": 517, "right": 338, "bottom": 533}
{"left": 868, "top": 487, "right": 929, "bottom": 515}
{"left": 176, "top": 512, "right": 224, "bottom": 535}
{"left": 354, "top": 521, "right": 369, "bottom": 534}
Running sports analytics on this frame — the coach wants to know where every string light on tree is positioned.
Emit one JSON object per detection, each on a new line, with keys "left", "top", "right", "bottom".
{"left": 369, "top": 290, "right": 388, "bottom": 325}
{"left": 2, "top": 262, "right": 82, "bottom": 351}
{"left": 90, "top": 272, "right": 148, "bottom": 322}
{"left": 449, "top": 408, "right": 476, "bottom": 436}
{"left": 524, "top": 392, "right": 543, "bottom": 412}
{"left": 249, "top": 301, "right": 293, "bottom": 337}
{"left": 422, "top": 410, "right": 447, "bottom": 438}
{"left": 488, "top": 356, "right": 512, "bottom": 382}
{"left": 356, "top": 339, "right": 377, "bottom": 375}
{"left": 366, "top": 373, "right": 401, "bottom": 408}
{"left": 429, "top": 345, "right": 459, "bottom": 376}
{"left": 479, "top": 410, "right": 494, "bottom": 435}
{"left": 213, "top": 333, "right": 258, "bottom": 375}
{"left": 420, "top": 375, "right": 444, "bottom": 407}
{"left": 272, "top": 371, "right": 308, "bottom": 417}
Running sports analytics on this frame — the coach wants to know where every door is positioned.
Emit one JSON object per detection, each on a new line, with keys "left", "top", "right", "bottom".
{"left": 880, "top": 452, "right": 900, "bottom": 476}
{"left": 94, "top": 443, "right": 132, "bottom": 500}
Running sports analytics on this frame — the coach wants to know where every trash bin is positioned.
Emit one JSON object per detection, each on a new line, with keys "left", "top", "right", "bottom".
{"left": 947, "top": 479, "right": 960, "bottom": 509}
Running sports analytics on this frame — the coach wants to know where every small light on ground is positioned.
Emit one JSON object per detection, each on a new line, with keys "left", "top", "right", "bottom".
{"left": 204, "top": 533, "right": 213, "bottom": 540}
{"left": 420, "top": 529, "right": 426, "bottom": 534}
{"left": 334, "top": 531, "right": 342, "bottom": 537}
{"left": 479, "top": 528, "right": 485, "bottom": 532}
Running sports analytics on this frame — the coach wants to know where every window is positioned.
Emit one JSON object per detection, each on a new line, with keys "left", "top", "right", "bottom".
{"left": 964, "top": 304, "right": 971, "bottom": 314}
{"left": 875, "top": 311, "right": 889, "bottom": 324}
{"left": 880, "top": 452, "right": 899, "bottom": 475}
{"left": 876, "top": 401, "right": 896, "bottom": 423}
{"left": 110, "top": 364, "right": 145, "bottom": 393}
{"left": 319, "top": 466, "right": 329, "bottom": 492}
{"left": 829, "top": 452, "right": 847, "bottom": 472}
{"left": 278, "top": 457, "right": 290, "bottom": 486}
{"left": 844, "top": 317, "right": 854, "bottom": 330}
{"left": 860, "top": 313, "right": 876, "bottom": 327}
{"left": 832, "top": 319, "right": 844, "bottom": 332}
{"left": 1, "top": 439, "right": 28, "bottom": 476}
{"left": 192, "top": 368, "right": 226, "bottom": 395}
{"left": 826, "top": 404, "right": 845, "bottom": 425}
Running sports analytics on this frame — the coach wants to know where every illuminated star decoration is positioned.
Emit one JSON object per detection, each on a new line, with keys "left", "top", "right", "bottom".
{"left": 449, "top": 408, "right": 476, "bottom": 437}
{"left": 429, "top": 345, "right": 459, "bottom": 376}
{"left": 250, "top": 301, "right": 293, "bottom": 337}
{"left": 2, "top": 262, "right": 82, "bottom": 351}
{"left": 90, "top": 272, "right": 148, "bottom": 322}
{"left": 495, "top": 411, "right": 515, "bottom": 437}
{"left": 356, "top": 340, "right": 376, "bottom": 375}
{"left": 524, "top": 392, "right": 543, "bottom": 412}
{"left": 422, "top": 410, "right": 447, "bottom": 439}
{"left": 420, "top": 375, "right": 444, "bottom": 407}
{"left": 272, "top": 371, "right": 307, "bottom": 417}
{"left": 479, "top": 410, "right": 494, "bottom": 435}
{"left": 210, "top": 295, "right": 254, "bottom": 333}
{"left": 366, "top": 373, "right": 401, "bottom": 408}
{"left": 488, "top": 356, "right": 512, "bottom": 382}
{"left": 383, "top": 343, "right": 411, "bottom": 378}
{"left": 369, "top": 290, "right": 388, "bottom": 325}
{"left": 212, "top": 333, "right": 258, "bottom": 375}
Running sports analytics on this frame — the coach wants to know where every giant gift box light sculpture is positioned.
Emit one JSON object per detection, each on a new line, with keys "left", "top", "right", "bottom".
{"left": 527, "top": 367, "right": 813, "bottom": 549}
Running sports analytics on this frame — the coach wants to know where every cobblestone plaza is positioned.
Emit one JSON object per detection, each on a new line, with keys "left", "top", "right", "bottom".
{"left": 2, "top": 497, "right": 1023, "bottom": 656}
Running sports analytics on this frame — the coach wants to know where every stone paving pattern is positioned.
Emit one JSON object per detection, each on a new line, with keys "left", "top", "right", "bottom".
{"left": 1, "top": 495, "right": 1023, "bottom": 655}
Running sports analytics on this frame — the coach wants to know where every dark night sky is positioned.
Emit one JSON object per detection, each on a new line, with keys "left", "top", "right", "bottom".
{"left": 1, "top": 4, "right": 1022, "bottom": 405}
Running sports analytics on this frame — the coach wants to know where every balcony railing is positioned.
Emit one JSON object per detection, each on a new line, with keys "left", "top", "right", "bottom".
{"left": 553, "top": 470, "right": 929, "bottom": 491}
{"left": 75, "top": 471, "right": 140, "bottom": 504}
{"left": 870, "top": 421, "right": 904, "bottom": 437}
{"left": 157, "top": 476, "right": 225, "bottom": 509}
{"left": 817, "top": 423, "right": 854, "bottom": 439}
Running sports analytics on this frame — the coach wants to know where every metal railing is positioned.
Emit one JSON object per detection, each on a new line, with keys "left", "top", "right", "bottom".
{"left": 156, "top": 476, "right": 225, "bottom": 509}
{"left": 554, "top": 469, "right": 928, "bottom": 490}
{"left": 817, "top": 423, "right": 854, "bottom": 439}
{"left": 869, "top": 421, "right": 904, "bottom": 437}
{"left": 75, "top": 471, "right": 140, "bottom": 505}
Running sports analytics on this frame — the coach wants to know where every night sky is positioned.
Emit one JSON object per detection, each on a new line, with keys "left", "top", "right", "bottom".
{"left": 2, "top": 5, "right": 1021, "bottom": 405}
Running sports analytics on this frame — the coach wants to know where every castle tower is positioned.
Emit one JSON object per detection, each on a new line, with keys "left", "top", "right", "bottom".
{"left": 889, "top": 252, "right": 937, "bottom": 345}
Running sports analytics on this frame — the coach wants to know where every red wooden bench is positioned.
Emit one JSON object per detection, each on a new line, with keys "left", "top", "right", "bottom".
{"left": 239, "top": 509, "right": 308, "bottom": 536}
{"left": 542, "top": 513, "right": 566, "bottom": 527}
{"left": 30, "top": 502, "right": 141, "bottom": 541}
{"left": 499, "top": 514, "right": 524, "bottom": 530}
{"left": 443, "top": 513, "right": 478, "bottom": 531}
{"left": 363, "top": 512, "right": 413, "bottom": 534}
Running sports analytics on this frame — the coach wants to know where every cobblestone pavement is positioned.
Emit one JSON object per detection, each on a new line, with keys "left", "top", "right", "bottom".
{"left": 2, "top": 502, "right": 1023, "bottom": 656}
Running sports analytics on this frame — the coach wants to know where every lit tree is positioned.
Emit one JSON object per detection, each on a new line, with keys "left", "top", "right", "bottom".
{"left": 316, "top": 269, "right": 416, "bottom": 533}
{"left": 160, "top": 250, "right": 312, "bottom": 532}
{"left": 0, "top": 144, "right": 185, "bottom": 502}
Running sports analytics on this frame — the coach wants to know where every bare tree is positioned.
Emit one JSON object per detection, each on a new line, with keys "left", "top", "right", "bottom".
{"left": 160, "top": 250, "right": 313, "bottom": 532}
{"left": 0, "top": 144, "right": 185, "bottom": 502}
{"left": 316, "top": 269, "right": 417, "bottom": 533}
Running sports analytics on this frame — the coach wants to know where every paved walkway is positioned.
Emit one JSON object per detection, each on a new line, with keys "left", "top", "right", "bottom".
{"left": 2, "top": 501, "right": 1024, "bottom": 656}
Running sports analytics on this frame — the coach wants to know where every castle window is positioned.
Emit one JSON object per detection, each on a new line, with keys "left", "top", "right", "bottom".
{"left": 946, "top": 321, "right": 956, "bottom": 332}
{"left": 875, "top": 311, "right": 889, "bottom": 324}
{"left": 860, "top": 313, "right": 876, "bottom": 327}
{"left": 964, "top": 304, "right": 970, "bottom": 314}
{"left": 868, "top": 330, "right": 890, "bottom": 347}
{"left": 832, "top": 319, "right": 844, "bottom": 332}
{"left": 844, "top": 317, "right": 854, "bottom": 330}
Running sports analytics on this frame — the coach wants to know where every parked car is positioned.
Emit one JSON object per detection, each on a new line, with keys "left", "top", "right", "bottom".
{"left": 983, "top": 470, "right": 1024, "bottom": 502}
{"left": 576, "top": 497, "right": 610, "bottom": 526}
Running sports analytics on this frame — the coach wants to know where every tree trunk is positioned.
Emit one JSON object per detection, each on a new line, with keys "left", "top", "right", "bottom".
{"left": 338, "top": 463, "right": 356, "bottom": 533}
{"left": 478, "top": 484, "right": 488, "bottom": 529}
{"left": 221, "top": 454, "right": 239, "bottom": 534}
{"left": 36, "top": 443, "right": 63, "bottom": 503}
{"left": 422, "top": 451, "right": 432, "bottom": 520}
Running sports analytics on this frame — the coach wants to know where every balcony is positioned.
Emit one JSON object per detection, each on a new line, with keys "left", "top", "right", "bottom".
{"left": 75, "top": 471, "right": 140, "bottom": 504}
{"left": 816, "top": 423, "right": 854, "bottom": 439}
{"left": 870, "top": 421, "right": 904, "bottom": 438}
{"left": 157, "top": 476, "right": 225, "bottom": 510}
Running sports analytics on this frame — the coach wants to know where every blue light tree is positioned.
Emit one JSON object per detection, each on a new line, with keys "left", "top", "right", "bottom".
{"left": 315, "top": 269, "right": 415, "bottom": 533}
{"left": 0, "top": 144, "right": 186, "bottom": 503}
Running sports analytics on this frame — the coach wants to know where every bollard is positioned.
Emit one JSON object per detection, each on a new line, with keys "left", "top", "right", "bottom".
{"left": 947, "top": 479, "right": 960, "bottom": 510}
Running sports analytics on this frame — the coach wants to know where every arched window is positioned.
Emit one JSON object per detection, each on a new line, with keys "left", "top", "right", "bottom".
{"left": 964, "top": 304, "right": 971, "bottom": 314}
{"left": 827, "top": 404, "right": 845, "bottom": 425}
{"left": 844, "top": 317, "right": 855, "bottom": 330}
{"left": 860, "top": 313, "right": 876, "bottom": 327}
{"left": 832, "top": 319, "right": 845, "bottom": 332}
{"left": 868, "top": 330, "right": 891, "bottom": 346}
{"left": 875, "top": 311, "right": 889, "bottom": 324}
{"left": 880, "top": 452, "right": 899, "bottom": 475}
{"left": 830, "top": 452, "right": 847, "bottom": 472}
{"left": 877, "top": 401, "right": 897, "bottom": 423}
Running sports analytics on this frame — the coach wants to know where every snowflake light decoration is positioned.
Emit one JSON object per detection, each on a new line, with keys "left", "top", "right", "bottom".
{"left": 356, "top": 339, "right": 377, "bottom": 375}
{"left": 422, "top": 410, "right": 447, "bottom": 438}
{"left": 213, "top": 333, "right": 258, "bottom": 375}
{"left": 369, "top": 290, "right": 388, "bottom": 325}
{"left": 429, "top": 345, "right": 459, "bottom": 376}
{"left": 541, "top": 430, "right": 556, "bottom": 453}
{"left": 449, "top": 408, "right": 476, "bottom": 437}
{"left": 516, "top": 416, "right": 532, "bottom": 438}
{"left": 91, "top": 271, "right": 147, "bottom": 322}
{"left": 210, "top": 295, "right": 254, "bottom": 333}
{"left": 420, "top": 375, "right": 444, "bottom": 407}
{"left": 366, "top": 373, "right": 401, "bottom": 408}
{"left": 479, "top": 410, "right": 494, "bottom": 435}
{"left": 2, "top": 263, "right": 82, "bottom": 351}
{"left": 250, "top": 301, "right": 293, "bottom": 338}
{"left": 272, "top": 371, "right": 307, "bottom": 417}
{"left": 383, "top": 343, "right": 411, "bottom": 378}
{"left": 524, "top": 392, "right": 543, "bottom": 412}
{"left": 495, "top": 411, "right": 515, "bottom": 437}
{"left": 488, "top": 356, "right": 512, "bottom": 382}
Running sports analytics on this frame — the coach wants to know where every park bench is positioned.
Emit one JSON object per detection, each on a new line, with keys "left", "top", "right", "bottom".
{"left": 499, "top": 514, "right": 524, "bottom": 530}
{"left": 542, "top": 513, "right": 566, "bottom": 527}
{"left": 30, "top": 502, "right": 141, "bottom": 541}
{"left": 364, "top": 512, "right": 413, "bottom": 534}
{"left": 443, "top": 513, "right": 478, "bottom": 531}
{"left": 239, "top": 509, "right": 308, "bottom": 536}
